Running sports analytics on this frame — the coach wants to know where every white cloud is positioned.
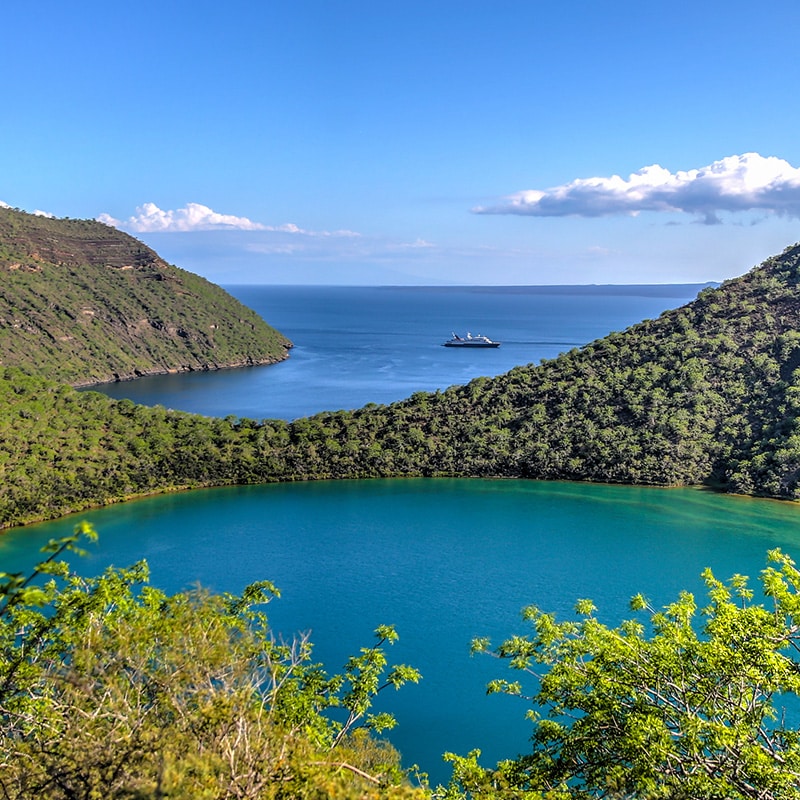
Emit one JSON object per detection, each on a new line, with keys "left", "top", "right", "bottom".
{"left": 474, "top": 153, "right": 800, "bottom": 224}
{"left": 98, "top": 202, "right": 267, "bottom": 232}
{"left": 263, "top": 222, "right": 361, "bottom": 238}
{"left": 98, "top": 202, "right": 362, "bottom": 239}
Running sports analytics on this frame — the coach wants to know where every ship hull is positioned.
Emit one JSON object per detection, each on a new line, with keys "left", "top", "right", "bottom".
{"left": 443, "top": 341, "right": 500, "bottom": 348}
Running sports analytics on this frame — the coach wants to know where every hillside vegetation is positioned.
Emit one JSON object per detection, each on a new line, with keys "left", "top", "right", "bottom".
{"left": 3, "top": 240, "right": 800, "bottom": 527}
{"left": 0, "top": 207, "right": 291, "bottom": 385}
{"left": 0, "top": 527, "right": 425, "bottom": 799}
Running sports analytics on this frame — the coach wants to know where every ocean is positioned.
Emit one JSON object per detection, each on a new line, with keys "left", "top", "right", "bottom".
{"left": 86, "top": 284, "right": 709, "bottom": 419}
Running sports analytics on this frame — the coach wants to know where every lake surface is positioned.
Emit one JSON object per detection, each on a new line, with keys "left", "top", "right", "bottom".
{"left": 5, "top": 479, "right": 800, "bottom": 784}
{"left": 87, "top": 284, "right": 709, "bottom": 419}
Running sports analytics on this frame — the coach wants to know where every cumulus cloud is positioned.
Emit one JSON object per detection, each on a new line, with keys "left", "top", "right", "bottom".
{"left": 98, "top": 202, "right": 267, "bottom": 232}
{"left": 474, "top": 153, "right": 800, "bottom": 224}
{"left": 98, "top": 202, "right": 361, "bottom": 239}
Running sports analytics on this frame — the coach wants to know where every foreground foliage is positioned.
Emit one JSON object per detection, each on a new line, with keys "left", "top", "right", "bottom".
{"left": 0, "top": 525, "right": 423, "bottom": 799}
{"left": 456, "top": 549, "right": 800, "bottom": 799}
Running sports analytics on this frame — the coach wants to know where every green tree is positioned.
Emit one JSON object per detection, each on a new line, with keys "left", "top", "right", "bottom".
{"left": 0, "top": 524, "right": 424, "bottom": 799}
{"left": 458, "top": 550, "right": 800, "bottom": 799}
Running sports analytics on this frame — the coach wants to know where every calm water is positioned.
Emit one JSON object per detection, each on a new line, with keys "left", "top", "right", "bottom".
{"left": 4, "top": 479, "right": 800, "bottom": 784}
{"left": 86, "top": 284, "right": 708, "bottom": 419}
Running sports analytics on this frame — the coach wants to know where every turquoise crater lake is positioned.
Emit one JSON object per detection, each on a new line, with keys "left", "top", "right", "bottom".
{"left": 4, "top": 479, "right": 800, "bottom": 784}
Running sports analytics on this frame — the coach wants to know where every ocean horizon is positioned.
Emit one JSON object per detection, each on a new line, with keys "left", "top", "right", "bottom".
{"left": 87, "top": 283, "right": 709, "bottom": 420}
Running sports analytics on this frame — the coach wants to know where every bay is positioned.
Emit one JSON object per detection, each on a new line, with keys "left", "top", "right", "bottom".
{"left": 86, "top": 284, "right": 708, "bottom": 419}
{"left": 4, "top": 478, "right": 800, "bottom": 785}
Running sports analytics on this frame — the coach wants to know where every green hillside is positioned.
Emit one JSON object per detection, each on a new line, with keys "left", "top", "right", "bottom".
{"left": 3, "top": 241, "right": 800, "bottom": 527}
{"left": 0, "top": 207, "right": 291, "bottom": 385}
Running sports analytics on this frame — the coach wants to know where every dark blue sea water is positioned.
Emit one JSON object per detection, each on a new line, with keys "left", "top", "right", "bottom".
{"left": 87, "top": 284, "right": 708, "bottom": 419}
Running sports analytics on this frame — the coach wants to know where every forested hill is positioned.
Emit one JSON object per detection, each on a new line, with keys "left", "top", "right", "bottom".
{"left": 0, "top": 207, "right": 291, "bottom": 385}
{"left": 3, "top": 242, "right": 800, "bottom": 527}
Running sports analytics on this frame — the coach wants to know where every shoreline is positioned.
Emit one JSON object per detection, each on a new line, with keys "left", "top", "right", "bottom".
{"left": 71, "top": 347, "right": 292, "bottom": 389}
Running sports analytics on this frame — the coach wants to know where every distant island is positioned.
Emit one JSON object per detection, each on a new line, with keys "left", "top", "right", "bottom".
{"left": 2, "top": 204, "right": 800, "bottom": 527}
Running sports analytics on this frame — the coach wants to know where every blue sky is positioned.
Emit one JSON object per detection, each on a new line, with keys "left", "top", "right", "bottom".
{"left": 3, "top": 0, "right": 800, "bottom": 285}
